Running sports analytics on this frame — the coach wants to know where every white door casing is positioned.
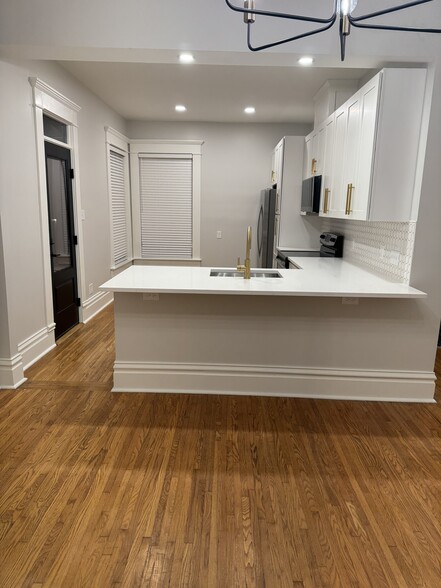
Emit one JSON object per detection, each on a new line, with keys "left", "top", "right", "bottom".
{"left": 29, "top": 77, "right": 84, "bottom": 331}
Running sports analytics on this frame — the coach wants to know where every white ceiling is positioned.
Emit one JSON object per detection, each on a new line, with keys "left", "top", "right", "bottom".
{"left": 59, "top": 61, "right": 370, "bottom": 123}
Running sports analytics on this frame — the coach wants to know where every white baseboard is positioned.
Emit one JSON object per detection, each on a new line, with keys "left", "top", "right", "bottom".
{"left": 0, "top": 323, "right": 57, "bottom": 389}
{"left": 82, "top": 291, "right": 113, "bottom": 323}
{"left": 112, "top": 361, "right": 436, "bottom": 402}
{"left": 0, "top": 354, "right": 27, "bottom": 389}
{"left": 18, "top": 323, "right": 56, "bottom": 370}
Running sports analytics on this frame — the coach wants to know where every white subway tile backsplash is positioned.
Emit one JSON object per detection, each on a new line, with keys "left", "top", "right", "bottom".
{"left": 321, "top": 219, "right": 415, "bottom": 284}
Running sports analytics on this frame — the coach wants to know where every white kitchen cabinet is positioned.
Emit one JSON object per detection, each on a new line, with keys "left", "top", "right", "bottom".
{"left": 303, "top": 126, "right": 325, "bottom": 179}
{"left": 330, "top": 90, "right": 363, "bottom": 219}
{"left": 319, "top": 114, "right": 335, "bottom": 217}
{"left": 272, "top": 136, "right": 321, "bottom": 255}
{"left": 320, "top": 68, "right": 426, "bottom": 222}
{"left": 271, "top": 139, "right": 284, "bottom": 188}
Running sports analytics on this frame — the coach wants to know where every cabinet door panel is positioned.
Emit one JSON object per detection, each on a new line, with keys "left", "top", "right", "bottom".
{"left": 303, "top": 135, "right": 314, "bottom": 179}
{"left": 351, "top": 81, "right": 380, "bottom": 219}
{"left": 342, "top": 96, "right": 361, "bottom": 218}
{"left": 319, "top": 115, "right": 335, "bottom": 216}
{"left": 329, "top": 107, "right": 347, "bottom": 217}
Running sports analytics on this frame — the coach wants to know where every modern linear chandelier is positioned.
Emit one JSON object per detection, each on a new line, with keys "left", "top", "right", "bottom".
{"left": 224, "top": 0, "right": 441, "bottom": 61}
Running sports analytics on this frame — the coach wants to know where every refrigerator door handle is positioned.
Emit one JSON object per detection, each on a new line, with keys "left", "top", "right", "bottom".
{"left": 257, "top": 206, "right": 263, "bottom": 255}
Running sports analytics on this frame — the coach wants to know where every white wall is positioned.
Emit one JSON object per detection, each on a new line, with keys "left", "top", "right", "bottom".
{"left": 408, "top": 64, "right": 441, "bottom": 370}
{"left": 0, "top": 57, "right": 126, "bottom": 386}
{"left": 126, "top": 121, "right": 311, "bottom": 266}
{"left": 0, "top": 59, "right": 47, "bottom": 355}
{"left": 0, "top": 218, "right": 11, "bottom": 359}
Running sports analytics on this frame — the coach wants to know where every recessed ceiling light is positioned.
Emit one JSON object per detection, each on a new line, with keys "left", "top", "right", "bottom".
{"left": 179, "top": 53, "right": 195, "bottom": 64}
{"left": 298, "top": 56, "right": 314, "bottom": 66}
{"left": 175, "top": 105, "right": 187, "bottom": 112}
{"left": 244, "top": 106, "right": 256, "bottom": 114}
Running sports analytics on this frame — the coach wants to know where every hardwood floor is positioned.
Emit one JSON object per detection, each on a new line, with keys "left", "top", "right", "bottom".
{"left": 1, "top": 305, "right": 441, "bottom": 587}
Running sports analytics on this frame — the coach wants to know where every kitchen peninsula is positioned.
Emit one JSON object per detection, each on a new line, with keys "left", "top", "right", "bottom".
{"left": 101, "top": 263, "right": 434, "bottom": 403}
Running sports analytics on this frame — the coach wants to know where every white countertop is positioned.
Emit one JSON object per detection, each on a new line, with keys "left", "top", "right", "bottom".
{"left": 276, "top": 247, "right": 320, "bottom": 253}
{"left": 100, "top": 260, "right": 426, "bottom": 298}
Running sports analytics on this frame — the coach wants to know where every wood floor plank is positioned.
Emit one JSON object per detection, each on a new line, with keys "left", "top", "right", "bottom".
{"left": 0, "top": 305, "right": 440, "bottom": 587}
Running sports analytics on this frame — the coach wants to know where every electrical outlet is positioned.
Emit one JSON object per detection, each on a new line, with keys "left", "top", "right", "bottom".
{"left": 216, "top": 230, "right": 222, "bottom": 239}
{"left": 143, "top": 293, "right": 160, "bottom": 301}
{"left": 88, "top": 283, "right": 94, "bottom": 294}
{"left": 342, "top": 297, "right": 359, "bottom": 305}
{"left": 81, "top": 209, "right": 86, "bottom": 220}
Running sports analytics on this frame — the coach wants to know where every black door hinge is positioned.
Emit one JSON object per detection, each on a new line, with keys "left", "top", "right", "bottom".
{"left": 70, "top": 168, "right": 75, "bottom": 179}
{"left": 73, "top": 235, "right": 78, "bottom": 245}
{"left": 76, "top": 297, "right": 81, "bottom": 307}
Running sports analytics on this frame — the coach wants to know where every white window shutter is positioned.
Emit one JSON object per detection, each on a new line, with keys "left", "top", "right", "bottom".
{"left": 139, "top": 156, "right": 193, "bottom": 259}
{"left": 109, "top": 149, "right": 129, "bottom": 266}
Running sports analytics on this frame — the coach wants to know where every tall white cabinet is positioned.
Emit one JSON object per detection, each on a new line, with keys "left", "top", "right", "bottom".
{"left": 272, "top": 136, "right": 321, "bottom": 260}
{"left": 307, "top": 68, "right": 427, "bottom": 222}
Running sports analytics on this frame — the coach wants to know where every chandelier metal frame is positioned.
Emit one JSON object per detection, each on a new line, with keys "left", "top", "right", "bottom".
{"left": 224, "top": 0, "right": 441, "bottom": 61}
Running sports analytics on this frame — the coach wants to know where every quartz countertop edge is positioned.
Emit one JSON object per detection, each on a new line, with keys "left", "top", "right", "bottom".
{"left": 100, "top": 260, "right": 426, "bottom": 299}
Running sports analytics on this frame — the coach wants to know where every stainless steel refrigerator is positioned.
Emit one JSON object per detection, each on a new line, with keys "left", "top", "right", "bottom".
{"left": 257, "top": 188, "right": 277, "bottom": 268}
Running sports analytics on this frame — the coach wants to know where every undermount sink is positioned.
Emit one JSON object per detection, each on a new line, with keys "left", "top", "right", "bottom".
{"left": 210, "top": 269, "right": 282, "bottom": 278}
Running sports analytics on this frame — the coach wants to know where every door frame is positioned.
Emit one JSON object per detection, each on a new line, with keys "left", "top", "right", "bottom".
{"left": 45, "top": 141, "right": 80, "bottom": 338}
{"left": 29, "top": 77, "right": 85, "bottom": 338}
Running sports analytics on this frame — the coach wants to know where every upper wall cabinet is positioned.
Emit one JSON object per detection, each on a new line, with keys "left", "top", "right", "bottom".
{"left": 271, "top": 140, "right": 284, "bottom": 188}
{"left": 302, "top": 126, "right": 325, "bottom": 179}
{"left": 314, "top": 68, "right": 427, "bottom": 222}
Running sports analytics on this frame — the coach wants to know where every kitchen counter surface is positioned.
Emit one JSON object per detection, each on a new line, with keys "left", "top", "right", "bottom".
{"left": 101, "top": 260, "right": 426, "bottom": 298}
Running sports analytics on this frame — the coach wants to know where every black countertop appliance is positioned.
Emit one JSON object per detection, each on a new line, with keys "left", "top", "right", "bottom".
{"left": 276, "top": 232, "right": 344, "bottom": 268}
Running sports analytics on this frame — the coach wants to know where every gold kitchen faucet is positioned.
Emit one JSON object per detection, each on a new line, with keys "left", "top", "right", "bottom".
{"left": 237, "top": 226, "right": 252, "bottom": 279}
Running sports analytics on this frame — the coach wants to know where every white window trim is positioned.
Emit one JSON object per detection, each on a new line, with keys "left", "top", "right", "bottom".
{"left": 29, "top": 77, "right": 85, "bottom": 329}
{"left": 105, "top": 127, "right": 132, "bottom": 270}
{"left": 130, "top": 140, "right": 203, "bottom": 261}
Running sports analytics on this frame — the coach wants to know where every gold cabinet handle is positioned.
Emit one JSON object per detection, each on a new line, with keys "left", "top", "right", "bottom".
{"left": 311, "top": 158, "right": 317, "bottom": 176}
{"left": 345, "top": 183, "right": 351, "bottom": 215}
{"left": 324, "top": 188, "right": 330, "bottom": 214}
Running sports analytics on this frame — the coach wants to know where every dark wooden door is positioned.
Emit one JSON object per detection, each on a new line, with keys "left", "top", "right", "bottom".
{"left": 45, "top": 142, "right": 79, "bottom": 339}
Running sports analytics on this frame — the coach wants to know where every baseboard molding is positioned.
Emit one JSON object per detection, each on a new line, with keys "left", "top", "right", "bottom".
{"left": 112, "top": 361, "right": 436, "bottom": 402}
{"left": 0, "top": 354, "right": 27, "bottom": 389}
{"left": 18, "top": 323, "right": 56, "bottom": 370}
{"left": 82, "top": 291, "right": 113, "bottom": 323}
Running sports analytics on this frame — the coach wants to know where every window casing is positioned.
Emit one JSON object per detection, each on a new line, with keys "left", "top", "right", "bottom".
{"left": 130, "top": 141, "right": 202, "bottom": 261}
{"left": 106, "top": 128, "right": 132, "bottom": 269}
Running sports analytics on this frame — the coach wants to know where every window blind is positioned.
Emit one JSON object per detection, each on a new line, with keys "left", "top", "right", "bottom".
{"left": 109, "top": 149, "right": 129, "bottom": 266}
{"left": 139, "top": 156, "right": 193, "bottom": 259}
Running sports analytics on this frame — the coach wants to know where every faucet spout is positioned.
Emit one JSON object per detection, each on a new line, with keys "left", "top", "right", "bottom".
{"left": 237, "top": 226, "right": 252, "bottom": 279}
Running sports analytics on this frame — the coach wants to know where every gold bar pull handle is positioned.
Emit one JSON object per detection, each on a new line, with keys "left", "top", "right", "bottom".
{"left": 324, "top": 188, "right": 330, "bottom": 214}
{"left": 348, "top": 183, "right": 353, "bottom": 215}
{"left": 345, "top": 183, "right": 351, "bottom": 215}
{"left": 311, "top": 158, "right": 317, "bottom": 176}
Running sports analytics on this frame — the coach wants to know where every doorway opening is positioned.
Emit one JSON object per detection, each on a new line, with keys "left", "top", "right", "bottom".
{"left": 44, "top": 140, "right": 79, "bottom": 338}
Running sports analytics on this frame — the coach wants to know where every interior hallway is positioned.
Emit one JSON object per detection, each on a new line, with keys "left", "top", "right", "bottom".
{"left": 0, "top": 304, "right": 440, "bottom": 587}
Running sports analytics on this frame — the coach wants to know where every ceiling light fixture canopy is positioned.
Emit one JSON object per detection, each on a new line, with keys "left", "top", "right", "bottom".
{"left": 225, "top": 0, "right": 441, "bottom": 61}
